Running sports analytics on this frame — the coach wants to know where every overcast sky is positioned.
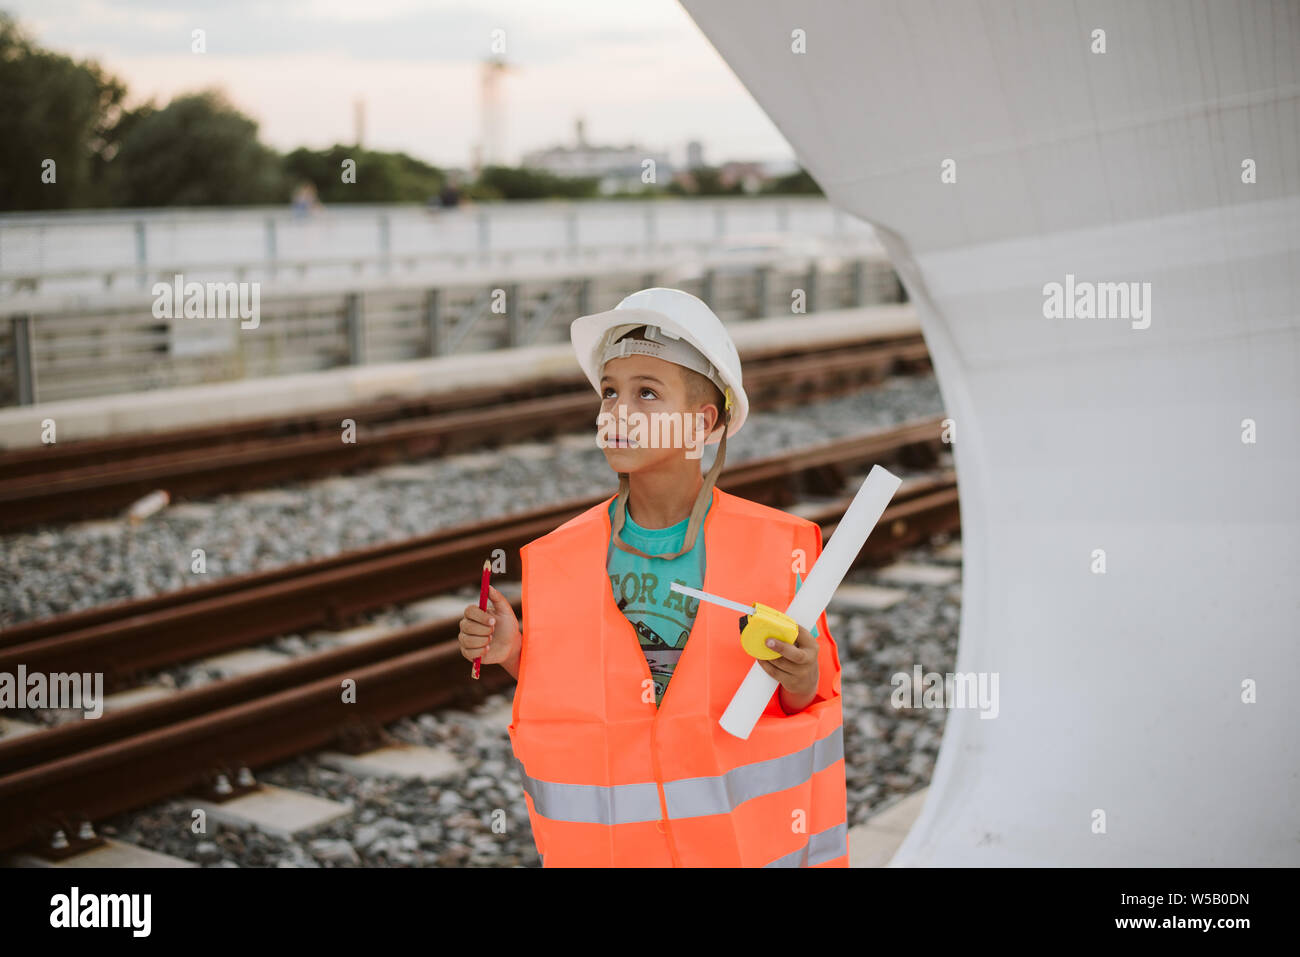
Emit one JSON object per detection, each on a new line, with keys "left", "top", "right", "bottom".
{"left": 6, "top": 0, "right": 796, "bottom": 170}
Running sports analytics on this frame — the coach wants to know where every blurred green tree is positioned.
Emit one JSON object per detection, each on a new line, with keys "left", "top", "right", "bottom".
{"left": 282, "top": 145, "right": 444, "bottom": 203}
{"left": 476, "top": 165, "right": 599, "bottom": 200}
{"left": 0, "top": 12, "right": 128, "bottom": 210}
{"left": 108, "top": 90, "right": 286, "bottom": 206}
{"left": 762, "top": 167, "right": 824, "bottom": 195}
{"left": 687, "top": 166, "right": 743, "bottom": 196}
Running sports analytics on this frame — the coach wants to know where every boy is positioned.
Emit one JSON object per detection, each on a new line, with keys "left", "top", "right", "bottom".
{"left": 459, "top": 287, "right": 847, "bottom": 867}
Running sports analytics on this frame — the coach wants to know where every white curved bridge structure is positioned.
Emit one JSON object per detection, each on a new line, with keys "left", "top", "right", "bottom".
{"left": 681, "top": 0, "right": 1300, "bottom": 865}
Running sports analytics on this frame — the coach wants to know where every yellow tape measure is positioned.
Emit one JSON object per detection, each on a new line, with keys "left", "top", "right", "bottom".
{"left": 669, "top": 584, "right": 798, "bottom": 660}
{"left": 737, "top": 602, "right": 799, "bottom": 660}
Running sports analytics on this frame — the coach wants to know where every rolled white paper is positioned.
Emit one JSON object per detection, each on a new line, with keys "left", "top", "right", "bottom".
{"left": 718, "top": 464, "right": 904, "bottom": 739}
{"left": 719, "top": 662, "right": 776, "bottom": 739}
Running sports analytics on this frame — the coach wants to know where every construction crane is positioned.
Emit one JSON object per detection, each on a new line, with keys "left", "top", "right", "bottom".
{"left": 474, "top": 55, "right": 517, "bottom": 173}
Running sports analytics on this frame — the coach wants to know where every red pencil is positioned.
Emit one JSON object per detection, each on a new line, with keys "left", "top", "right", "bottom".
{"left": 473, "top": 558, "right": 490, "bottom": 679}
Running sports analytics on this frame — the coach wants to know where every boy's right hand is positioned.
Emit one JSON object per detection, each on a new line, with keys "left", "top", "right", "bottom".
{"left": 458, "top": 584, "right": 521, "bottom": 666}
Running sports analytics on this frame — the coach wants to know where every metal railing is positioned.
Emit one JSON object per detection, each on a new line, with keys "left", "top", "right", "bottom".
{"left": 0, "top": 197, "right": 880, "bottom": 297}
{"left": 0, "top": 251, "right": 904, "bottom": 407}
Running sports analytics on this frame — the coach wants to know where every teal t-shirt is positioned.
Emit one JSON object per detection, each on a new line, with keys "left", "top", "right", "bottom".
{"left": 607, "top": 496, "right": 711, "bottom": 708}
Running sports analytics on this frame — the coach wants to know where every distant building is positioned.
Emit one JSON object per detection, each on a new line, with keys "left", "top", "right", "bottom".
{"left": 686, "top": 140, "right": 705, "bottom": 169}
{"left": 522, "top": 118, "right": 673, "bottom": 194}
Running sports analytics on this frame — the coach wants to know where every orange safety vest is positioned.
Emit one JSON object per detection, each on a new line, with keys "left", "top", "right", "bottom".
{"left": 508, "top": 484, "right": 848, "bottom": 867}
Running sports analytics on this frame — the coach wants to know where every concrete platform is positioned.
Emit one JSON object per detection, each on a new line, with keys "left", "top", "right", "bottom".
{"left": 848, "top": 788, "right": 929, "bottom": 867}
{"left": 4, "top": 838, "right": 197, "bottom": 868}
{"left": 317, "top": 744, "right": 463, "bottom": 782}
{"left": 187, "top": 784, "right": 352, "bottom": 839}
{"left": 0, "top": 305, "right": 919, "bottom": 449}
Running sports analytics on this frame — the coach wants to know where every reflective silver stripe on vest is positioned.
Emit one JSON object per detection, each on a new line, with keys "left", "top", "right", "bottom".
{"left": 518, "top": 772, "right": 663, "bottom": 825}
{"left": 762, "top": 821, "right": 848, "bottom": 867}
{"left": 664, "top": 725, "right": 843, "bottom": 818}
{"left": 514, "top": 724, "right": 844, "bottom": 825}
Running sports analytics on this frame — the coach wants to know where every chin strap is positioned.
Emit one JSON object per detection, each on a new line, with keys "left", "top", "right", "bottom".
{"left": 611, "top": 410, "right": 730, "bottom": 560}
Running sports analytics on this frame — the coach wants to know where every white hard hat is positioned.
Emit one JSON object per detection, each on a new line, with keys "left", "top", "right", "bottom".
{"left": 570, "top": 287, "right": 748, "bottom": 443}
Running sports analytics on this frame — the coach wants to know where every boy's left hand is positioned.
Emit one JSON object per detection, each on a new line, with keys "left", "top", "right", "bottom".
{"left": 757, "top": 624, "right": 819, "bottom": 697}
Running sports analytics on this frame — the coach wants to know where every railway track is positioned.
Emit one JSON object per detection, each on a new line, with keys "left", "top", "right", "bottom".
{"left": 0, "top": 333, "right": 930, "bottom": 530}
{"left": 0, "top": 417, "right": 959, "bottom": 857}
